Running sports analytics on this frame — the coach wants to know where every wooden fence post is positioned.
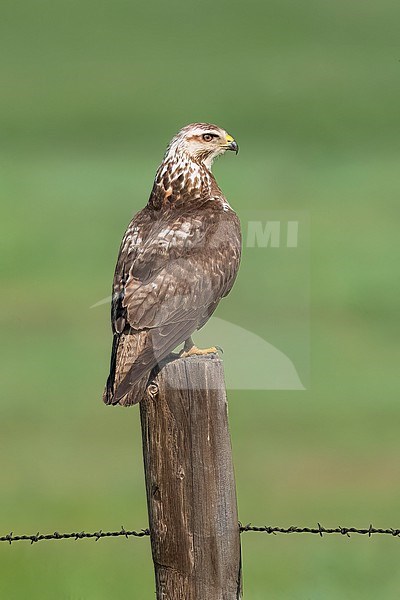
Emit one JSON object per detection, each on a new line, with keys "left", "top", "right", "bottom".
{"left": 140, "top": 354, "right": 242, "bottom": 600}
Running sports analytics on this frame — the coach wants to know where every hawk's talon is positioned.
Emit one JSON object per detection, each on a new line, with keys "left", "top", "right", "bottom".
{"left": 180, "top": 345, "right": 219, "bottom": 359}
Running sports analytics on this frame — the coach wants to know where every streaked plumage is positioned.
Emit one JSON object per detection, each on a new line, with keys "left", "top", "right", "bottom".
{"left": 103, "top": 123, "right": 241, "bottom": 406}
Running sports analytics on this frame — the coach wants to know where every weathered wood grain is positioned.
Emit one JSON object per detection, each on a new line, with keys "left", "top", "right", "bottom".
{"left": 140, "top": 354, "right": 242, "bottom": 599}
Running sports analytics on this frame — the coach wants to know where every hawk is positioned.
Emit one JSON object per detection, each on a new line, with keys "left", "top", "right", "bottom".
{"left": 103, "top": 123, "right": 241, "bottom": 406}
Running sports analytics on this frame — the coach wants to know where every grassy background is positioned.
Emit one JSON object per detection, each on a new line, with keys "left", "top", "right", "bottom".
{"left": 1, "top": 0, "right": 400, "bottom": 598}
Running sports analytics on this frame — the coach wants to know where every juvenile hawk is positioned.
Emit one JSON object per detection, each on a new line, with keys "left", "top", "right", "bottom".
{"left": 103, "top": 123, "right": 241, "bottom": 406}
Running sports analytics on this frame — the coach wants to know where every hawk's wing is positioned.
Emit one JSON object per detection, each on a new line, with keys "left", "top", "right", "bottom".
{"left": 108, "top": 198, "right": 241, "bottom": 403}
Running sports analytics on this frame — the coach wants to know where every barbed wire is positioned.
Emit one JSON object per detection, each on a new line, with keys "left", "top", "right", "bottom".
{"left": 1, "top": 523, "right": 400, "bottom": 545}
{"left": 0, "top": 527, "right": 150, "bottom": 545}
{"left": 239, "top": 523, "right": 400, "bottom": 537}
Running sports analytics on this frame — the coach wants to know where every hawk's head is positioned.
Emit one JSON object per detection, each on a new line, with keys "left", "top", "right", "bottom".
{"left": 166, "top": 123, "right": 238, "bottom": 169}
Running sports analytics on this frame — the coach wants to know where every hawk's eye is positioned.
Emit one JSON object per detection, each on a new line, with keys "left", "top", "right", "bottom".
{"left": 202, "top": 133, "right": 214, "bottom": 142}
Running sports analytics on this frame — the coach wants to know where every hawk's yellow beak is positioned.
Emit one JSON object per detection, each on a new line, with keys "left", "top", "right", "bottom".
{"left": 225, "top": 134, "right": 239, "bottom": 154}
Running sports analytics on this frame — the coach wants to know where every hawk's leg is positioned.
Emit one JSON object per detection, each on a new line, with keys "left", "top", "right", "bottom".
{"left": 180, "top": 336, "right": 219, "bottom": 358}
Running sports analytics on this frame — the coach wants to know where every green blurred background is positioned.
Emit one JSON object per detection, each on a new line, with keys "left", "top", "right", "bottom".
{"left": 1, "top": 0, "right": 400, "bottom": 597}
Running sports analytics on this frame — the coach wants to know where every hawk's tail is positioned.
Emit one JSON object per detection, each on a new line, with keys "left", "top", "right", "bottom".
{"left": 103, "top": 319, "right": 199, "bottom": 406}
{"left": 102, "top": 330, "right": 153, "bottom": 407}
